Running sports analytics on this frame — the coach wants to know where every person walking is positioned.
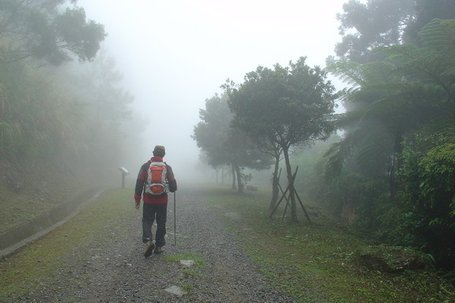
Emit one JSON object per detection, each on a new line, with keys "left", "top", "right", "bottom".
{"left": 134, "top": 145, "right": 177, "bottom": 257}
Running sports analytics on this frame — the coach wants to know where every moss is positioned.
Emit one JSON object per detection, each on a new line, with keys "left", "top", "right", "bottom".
{"left": 355, "top": 245, "right": 432, "bottom": 273}
{"left": 180, "top": 281, "right": 192, "bottom": 294}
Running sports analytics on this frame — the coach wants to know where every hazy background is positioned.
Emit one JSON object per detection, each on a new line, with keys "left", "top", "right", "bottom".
{"left": 78, "top": 0, "right": 347, "bottom": 181}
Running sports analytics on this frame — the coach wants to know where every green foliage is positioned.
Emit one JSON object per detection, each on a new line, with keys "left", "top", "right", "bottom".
{"left": 400, "top": 132, "right": 455, "bottom": 267}
{"left": 0, "top": 61, "right": 62, "bottom": 159}
{"left": 193, "top": 94, "right": 232, "bottom": 167}
{"left": 229, "top": 57, "right": 337, "bottom": 151}
{"left": 0, "top": 50, "right": 135, "bottom": 186}
{"left": 192, "top": 94, "right": 271, "bottom": 192}
{"left": 228, "top": 57, "right": 337, "bottom": 220}
{"left": 419, "top": 144, "right": 455, "bottom": 207}
{"left": 406, "top": 0, "right": 455, "bottom": 43}
{"left": 164, "top": 253, "right": 205, "bottom": 268}
{"left": 0, "top": 1, "right": 134, "bottom": 187}
{"left": 0, "top": 0, "right": 105, "bottom": 64}
{"left": 322, "top": 14, "right": 455, "bottom": 269}
{"left": 336, "top": 0, "right": 415, "bottom": 61}
{"left": 206, "top": 186, "right": 455, "bottom": 302}
{"left": 335, "top": 0, "right": 455, "bottom": 62}
{"left": 50, "top": 54, "right": 134, "bottom": 170}
{"left": 326, "top": 17, "right": 455, "bottom": 186}
{"left": 0, "top": 0, "right": 132, "bottom": 188}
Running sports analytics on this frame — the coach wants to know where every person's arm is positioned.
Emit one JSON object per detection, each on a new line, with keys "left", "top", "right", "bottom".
{"left": 134, "top": 163, "right": 148, "bottom": 208}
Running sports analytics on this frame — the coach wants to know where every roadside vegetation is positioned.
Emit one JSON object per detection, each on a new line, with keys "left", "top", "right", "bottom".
{"left": 193, "top": 0, "right": 455, "bottom": 272}
{"left": 0, "top": 189, "right": 133, "bottom": 302}
{"left": 205, "top": 186, "right": 455, "bottom": 303}
{"left": 0, "top": 1, "right": 141, "bottom": 234}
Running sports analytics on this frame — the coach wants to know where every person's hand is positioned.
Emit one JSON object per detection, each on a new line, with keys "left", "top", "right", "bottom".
{"left": 134, "top": 193, "right": 141, "bottom": 209}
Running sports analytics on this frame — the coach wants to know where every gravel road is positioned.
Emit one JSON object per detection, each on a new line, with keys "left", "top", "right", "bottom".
{"left": 15, "top": 189, "right": 295, "bottom": 303}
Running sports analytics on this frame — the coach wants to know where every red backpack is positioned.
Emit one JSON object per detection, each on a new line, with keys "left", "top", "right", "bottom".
{"left": 144, "top": 162, "right": 167, "bottom": 195}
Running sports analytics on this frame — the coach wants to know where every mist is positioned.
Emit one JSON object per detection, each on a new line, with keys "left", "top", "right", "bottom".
{"left": 77, "top": 0, "right": 346, "bottom": 183}
{"left": 2, "top": 2, "right": 455, "bottom": 301}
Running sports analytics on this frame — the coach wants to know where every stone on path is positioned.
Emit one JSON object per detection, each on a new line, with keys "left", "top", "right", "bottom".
{"left": 180, "top": 259, "right": 195, "bottom": 267}
{"left": 165, "top": 285, "right": 186, "bottom": 297}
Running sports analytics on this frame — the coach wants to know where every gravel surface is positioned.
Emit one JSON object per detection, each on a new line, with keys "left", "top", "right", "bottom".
{"left": 19, "top": 189, "right": 295, "bottom": 302}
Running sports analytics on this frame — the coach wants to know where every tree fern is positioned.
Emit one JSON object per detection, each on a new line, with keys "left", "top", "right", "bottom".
{"left": 418, "top": 19, "right": 455, "bottom": 53}
{"left": 324, "top": 18, "right": 455, "bottom": 202}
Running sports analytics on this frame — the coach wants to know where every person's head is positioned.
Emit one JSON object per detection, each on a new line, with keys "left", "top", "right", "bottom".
{"left": 153, "top": 145, "right": 165, "bottom": 157}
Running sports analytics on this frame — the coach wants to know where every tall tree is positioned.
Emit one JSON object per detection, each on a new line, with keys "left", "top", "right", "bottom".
{"left": 223, "top": 80, "right": 283, "bottom": 209}
{"left": 52, "top": 51, "right": 134, "bottom": 168}
{"left": 336, "top": 0, "right": 414, "bottom": 61}
{"left": 0, "top": 0, "right": 105, "bottom": 64}
{"left": 405, "top": 0, "right": 455, "bottom": 43}
{"left": 326, "top": 18, "right": 455, "bottom": 189}
{"left": 193, "top": 94, "right": 271, "bottom": 192}
{"left": 323, "top": 19, "right": 455, "bottom": 266}
{"left": 228, "top": 57, "right": 337, "bottom": 221}
{"left": 335, "top": 0, "right": 455, "bottom": 62}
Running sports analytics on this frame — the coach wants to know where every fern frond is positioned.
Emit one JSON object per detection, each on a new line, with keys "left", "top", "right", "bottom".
{"left": 419, "top": 19, "right": 455, "bottom": 53}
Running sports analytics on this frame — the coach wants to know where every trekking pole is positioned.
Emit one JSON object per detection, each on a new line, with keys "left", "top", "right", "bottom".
{"left": 173, "top": 192, "right": 177, "bottom": 246}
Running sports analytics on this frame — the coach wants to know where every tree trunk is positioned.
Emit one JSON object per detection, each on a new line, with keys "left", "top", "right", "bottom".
{"left": 269, "top": 155, "right": 280, "bottom": 211}
{"left": 235, "top": 165, "right": 244, "bottom": 193}
{"left": 389, "top": 131, "right": 403, "bottom": 198}
{"left": 231, "top": 164, "right": 236, "bottom": 190}
{"left": 283, "top": 147, "right": 297, "bottom": 222}
{"left": 221, "top": 166, "right": 225, "bottom": 184}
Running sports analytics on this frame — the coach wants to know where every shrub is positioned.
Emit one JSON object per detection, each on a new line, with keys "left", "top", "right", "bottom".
{"left": 400, "top": 142, "right": 455, "bottom": 268}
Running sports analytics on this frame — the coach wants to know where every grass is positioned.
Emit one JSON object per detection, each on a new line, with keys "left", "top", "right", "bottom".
{"left": 0, "top": 176, "right": 90, "bottom": 234}
{"left": 2, "top": 184, "right": 454, "bottom": 302}
{"left": 0, "top": 188, "right": 134, "bottom": 301}
{"left": 164, "top": 252, "right": 205, "bottom": 290}
{"left": 204, "top": 185, "right": 455, "bottom": 303}
{"left": 0, "top": 185, "right": 56, "bottom": 233}
{"left": 164, "top": 252, "right": 205, "bottom": 267}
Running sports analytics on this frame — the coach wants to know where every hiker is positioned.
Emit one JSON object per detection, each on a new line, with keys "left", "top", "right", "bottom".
{"left": 134, "top": 145, "right": 177, "bottom": 257}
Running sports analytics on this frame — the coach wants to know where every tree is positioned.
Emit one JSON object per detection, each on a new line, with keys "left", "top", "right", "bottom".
{"left": 0, "top": 47, "right": 135, "bottom": 182}
{"left": 400, "top": 127, "right": 455, "bottom": 268}
{"left": 193, "top": 94, "right": 271, "bottom": 192}
{"left": 335, "top": 0, "right": 455, "bottom": 62}
{"left": 52, "top": 51, "right": 134, "bottom": 168}
{"left": 405, "top": 0, "right": 455, "bottom": 43}
{"left": 336, "top": 0, "right": 415, "bottom": 61}
{"left": 0, "top": 0, "right": 105, "bottom": 64}
{"left": 326, "top": 19, "right": 455, "bottom": 196}
{"left": 323, "top": 19, "right": 455, "bottom": 266}
{"left": 228, "top": 57, "right": 337, "bottom": 221}
{"left": 223, "top": 80, "right": 283, "bottom": 210}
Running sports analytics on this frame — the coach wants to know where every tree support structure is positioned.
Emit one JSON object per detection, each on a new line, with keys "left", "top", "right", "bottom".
{"left": 269, "top": 166, "right": 311, "bottom": 223}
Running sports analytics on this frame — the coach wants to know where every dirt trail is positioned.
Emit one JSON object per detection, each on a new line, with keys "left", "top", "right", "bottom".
{"left": 5, "top": 189, "right": 294, "bottom": 303}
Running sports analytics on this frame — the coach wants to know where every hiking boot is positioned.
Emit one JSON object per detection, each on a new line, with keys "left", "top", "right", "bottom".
{"left": 154, "top": 246, "right": 163, "bottom": 254}
{"left": 142, "top": 237, "right": 151, "bottom": 244}
{"left": 144, "top": 241, "right": 155, "bottom": 258}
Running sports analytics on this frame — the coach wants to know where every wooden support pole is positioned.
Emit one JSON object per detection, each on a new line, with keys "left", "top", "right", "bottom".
{"left": 295, "top": 190, "right": 311, "bottom": 223}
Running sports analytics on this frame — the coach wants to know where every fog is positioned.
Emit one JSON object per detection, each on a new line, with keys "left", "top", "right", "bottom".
{"left": 78, "top": 0, "right": 347, "bottom": 182}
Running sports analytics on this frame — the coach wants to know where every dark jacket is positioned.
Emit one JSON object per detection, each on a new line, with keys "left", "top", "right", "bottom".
{"left": 134, "top": 156, "right": 177, "bottom": 205}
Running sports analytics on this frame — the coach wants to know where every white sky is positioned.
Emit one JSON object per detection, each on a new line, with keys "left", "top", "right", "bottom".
{"left": 78, "top": 0, "right": 348, "bottom": 178}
